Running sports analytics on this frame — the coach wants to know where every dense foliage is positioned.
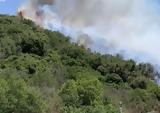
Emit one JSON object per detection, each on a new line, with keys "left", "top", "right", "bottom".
{"left": 0, "top": 15, "right": 160, "bottom": 113}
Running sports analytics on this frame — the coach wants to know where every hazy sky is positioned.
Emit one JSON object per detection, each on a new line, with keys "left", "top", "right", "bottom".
{"left": 0, "top": 0, "right": 25, "bottom": 15}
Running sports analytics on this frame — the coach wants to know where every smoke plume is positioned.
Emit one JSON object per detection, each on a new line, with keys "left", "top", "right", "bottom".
{"left": 19, "top": 0, "right": 160, "bottom": 68}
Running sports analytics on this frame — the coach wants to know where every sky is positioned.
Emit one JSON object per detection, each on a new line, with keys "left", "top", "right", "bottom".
{"left": 0, "top": 0, "right": 25, "bottom": 15}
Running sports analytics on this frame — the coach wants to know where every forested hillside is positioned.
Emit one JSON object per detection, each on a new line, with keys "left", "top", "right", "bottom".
{"left": 0, "top": 15, "right": 160, "bottom": 113}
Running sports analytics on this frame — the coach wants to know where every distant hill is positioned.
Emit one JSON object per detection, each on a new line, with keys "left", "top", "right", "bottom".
{"left": 0, "top": 15, "right": 160, "bottom": 113}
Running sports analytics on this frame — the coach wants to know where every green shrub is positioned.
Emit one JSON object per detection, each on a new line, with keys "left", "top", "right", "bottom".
{"left": 130, "top": 76, "right": 147, "bottom": 89}
{"left": 77, "top": 78, "right": 103, "bottom": 106}
{"left": 59, "top": 76, "right": 103, "bottom": 107}
{"left": 0, "top": 78, "right": 47, "bottom": 113}
{"left": 59, "top": 80, "right": 79, "bottom": 106}
{"left": 105, "top": 73, "right": 123, "bottom": 84}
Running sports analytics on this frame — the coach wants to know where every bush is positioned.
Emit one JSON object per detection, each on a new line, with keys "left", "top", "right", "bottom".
{"left": 105, "top": 73, "right": 123, "bottom": 84}
{"left": 130, "top": 76, "right": 147, "bottom": 89}
{"left": 0, "top": 78, "right": 47, "bottom": 113}
{"left": 0, "top": 36, "right": 18, "bottom": 58}
{"left": 147, "top": 81, "right": 160, "bottom": 101}
{"left": 59, "top": 77, "right": 103, "bottom": 107}
{"left": 20, "top": 38, "right": 46, "bottom": 56}
{"left": 128, "top": 89, "right": 156, "bottom": 112}
{"left": 59, "top": 80, "right": 79, "bottom": 106}
{"left": 77, "top": 78, "right": 103, "bottom": 106}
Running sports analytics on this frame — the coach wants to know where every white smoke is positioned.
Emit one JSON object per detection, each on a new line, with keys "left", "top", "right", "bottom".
{"left": 19, "top": 0, "right": 160, "bottom": 68}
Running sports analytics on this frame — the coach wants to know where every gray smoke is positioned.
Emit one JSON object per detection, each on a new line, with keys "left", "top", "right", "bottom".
{"left": 19, "top": 0, "right": 160, "bottom": 69}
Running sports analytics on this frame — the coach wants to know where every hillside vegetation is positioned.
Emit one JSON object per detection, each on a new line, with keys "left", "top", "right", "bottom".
{"left": 0, "top": 15, "right": 160, "bottom": 113}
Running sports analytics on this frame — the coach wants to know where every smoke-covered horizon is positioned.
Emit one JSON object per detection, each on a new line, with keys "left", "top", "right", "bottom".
{"left": 19, "top": 0, "right": 160, "bottom": 69}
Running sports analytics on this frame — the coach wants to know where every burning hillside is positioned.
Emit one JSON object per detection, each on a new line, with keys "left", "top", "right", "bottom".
{"left": 18, "top": 0, "right": 160, "bottom": 70}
